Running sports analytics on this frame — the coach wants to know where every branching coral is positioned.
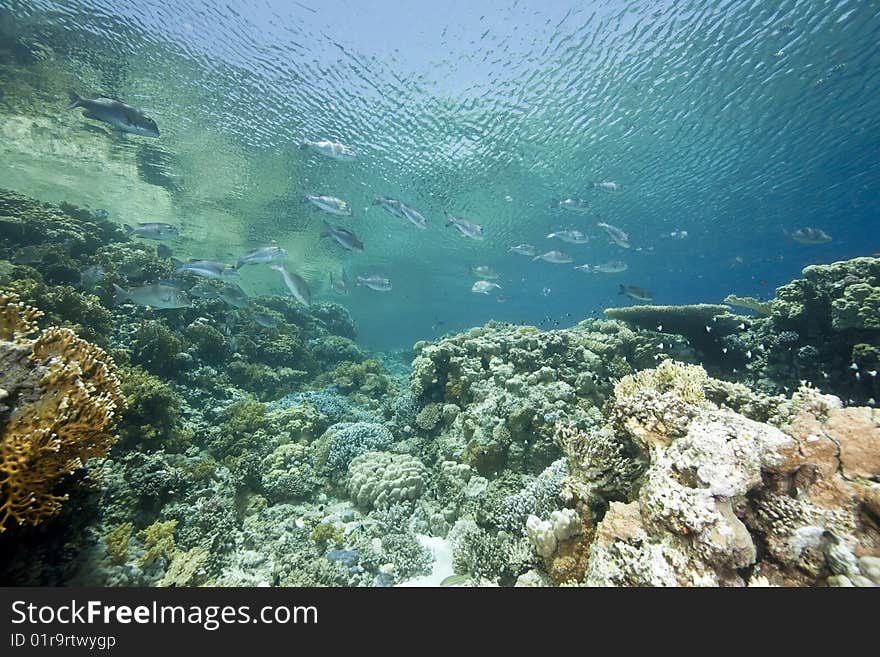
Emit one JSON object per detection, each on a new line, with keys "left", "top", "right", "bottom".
{"left": 0, "top": 291, "right": 123, "bottom": 532}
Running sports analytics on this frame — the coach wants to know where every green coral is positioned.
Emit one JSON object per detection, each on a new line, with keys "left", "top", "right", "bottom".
{"left": 184, "top": 321, "right": 228, "bottom": 364}
{"left": 129, "top": 320, "right": 185, "bottom": 376}
{"left": 310, "top": 522, "right": 344, "bottom": 550}
{"left": 314, "top": 359, "right": 393, "bottom": 399}
{"left": 724, "top": 294, "right": 772, "bottom": 316}
{"left": 104, "top": 522, "right": 134, "bottom": 565}
{"left": 210, "top": 397, "right": 270, "bottom": 458}
{"left": 226, "top": 360, "right": 308, "bottom": 401}
{"left": 117, "top": 366, "right": 191, "bottom": 451}
{"left": 831, "top": 283, "right": 880, "bottom": 330}
{"left": 138, "top": 519, "right": 178, "bottom": 566}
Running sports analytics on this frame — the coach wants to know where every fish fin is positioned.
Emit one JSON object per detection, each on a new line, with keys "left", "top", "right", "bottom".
{"left": 65, "top": 91, "right": 82, "bottom": 110}
{"left": 170, "top": 257, "right": 183, "bottom": 269}
{"left": 112, "top": 284, "right": 129, "bottom": 306}
{"left": 123, "top": 224, "right": 134, "bottom": 237}
{"left": 618, "top": 285, "right": 625, "bottom": 295}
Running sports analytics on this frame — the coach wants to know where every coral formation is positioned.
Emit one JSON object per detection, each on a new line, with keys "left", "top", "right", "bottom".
{"left": 346, "top": 451, "right": 427, "bottom": 509}
{"left": 0, "top": 290, "right": 122, "bottom": 531}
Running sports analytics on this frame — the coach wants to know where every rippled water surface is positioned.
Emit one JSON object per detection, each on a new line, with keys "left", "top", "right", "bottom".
{"left": 1, "top": 0, "right": 878, "bottom": 348}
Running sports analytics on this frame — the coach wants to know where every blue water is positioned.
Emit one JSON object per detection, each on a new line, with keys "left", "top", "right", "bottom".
{"left": 1, "top": 0, "right": 878, "bottom": 350}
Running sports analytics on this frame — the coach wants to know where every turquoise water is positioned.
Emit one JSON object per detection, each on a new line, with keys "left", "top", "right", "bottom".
{"left": 1, "top": 1, "right": 880, "bottom": 589}
{"left": 2, "top": 0, "right": 878, "bottom": 350}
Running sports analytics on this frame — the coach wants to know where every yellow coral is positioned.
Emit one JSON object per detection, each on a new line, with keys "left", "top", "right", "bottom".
{"left": 138, "top": 519, "right": 178, "bottom": 565}
{"left": 614, "top": 359, "right": 708, "bottom": 405}
{"left": 0, "top": 291, "right": 123, "bottom": 532}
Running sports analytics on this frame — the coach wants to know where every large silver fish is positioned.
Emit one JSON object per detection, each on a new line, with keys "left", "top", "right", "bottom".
{"left": 547, "top": 229, "right": 588, "bottom": 244}
{"left": 574, "top": 260, "right": 628, "bottom": 274}
{"left": 236, "top": 245, "right": 287, "bottom": 267}
{"left": 321, "top": 221, "right": 364, "bottom": 251}
{"left": 307, "top": 195, "right": 353, "bottom": 216}
{"left": 593, "top": 181, "right": 624, "bottom": 194}
{"left": 555, "top": 198, "right": 591, "bottom": 213}
{"left": 619, "top": 284, "right": 653, "bottom": 302}
{"left": 374, "top": 196, "right": 427, "bottom": 229}
{"left": 113, "top": 283, "right": 191, "bottom": 309}
{"left": 172, "top": 258, "right": 239, "bottom": 279}
{"left": 789, "top": 227, "right": 832, "bottom": 244}
{"left": 533, "top": 250, "right": 573, "bottom": 264}
{"left": 124, "top": 223, "right": 178, "bottom": 240}
{"left": 597, "top": 221, "right": 630, "bottom": 248}
{"left": 472, "top": 280, "right": 501, "bottom": 295}
{"left": 300, "top": 139, "right": 355, "bottom": 161}
{"left": 444, "top": 213, "right": 484, "bottom": 240}
{"left": 66, "top": 92, "right": 160, "bottom": 137}
{"left": 508, "top": 244, "right": 537, "bottom": 256}
{"left": 356, "top": 275, "right": 392, "bottom": 292}
{"left": 330, "top": 271, "right": 348, "bottom": 295}
{"left": 219, "top": 283, "right": 250, "bottom": 308}
{"left": 270, "top": 264, "right": 311, "bottom": 307}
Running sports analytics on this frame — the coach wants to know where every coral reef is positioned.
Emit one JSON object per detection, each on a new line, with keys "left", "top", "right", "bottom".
{"left": 346, "top": 451, "right": 427, "bottom": 509}
{"left": 0, "top": 290, "right": 122, "bottom": 531}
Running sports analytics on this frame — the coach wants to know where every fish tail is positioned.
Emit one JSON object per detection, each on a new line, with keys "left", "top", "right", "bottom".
{"left": 618, "top": 285, "right": 625, "bottom": 295}
{"left": 65, "top": 91, "right": 82, "bottom": 110}
{"left": 170, "top": 257, "right": 183, "bottom": 270}
{"left": 112, "top": 284, "right": 128, "bottom": 306}
{"left": 122, "top": 224, "right": 134, "bottom": 237}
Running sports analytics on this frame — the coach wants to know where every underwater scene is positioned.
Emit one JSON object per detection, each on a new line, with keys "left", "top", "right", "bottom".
{"left": 0, "top": 0, "right": 878, "bottom": 588}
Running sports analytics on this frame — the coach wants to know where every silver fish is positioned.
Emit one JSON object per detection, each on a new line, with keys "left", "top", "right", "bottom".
{"left": 471, "top": 265, "right": 499, "bottom": 280}
{"left": 172, "top": 258, "right": 239, "bottom": 279}
{"left": 555, "top": 198, "right": 590, "bottom": 213}
{"left": 66, "top": 92, "right": 160, "bottom": 138}
{"left": 593, "top": 181, "right": 624, "bottom": 194}
{"left": 219, "top": 283, "right": 249, "bottom": 308}
{"left": 508, "top": 244, "right": 537, "bottom": 256}
{"left": 307, "top": 195, "right": 352, "bottom": 216}
{"left": 574, "top": 260, "right": 628, "bottom": 274}
{"left": 12, "top": 245, "right": 44, "bottom": 264}
{"left": 597, "top": 221, "right": 630, "bottom": 248}
{"left": 187, "top": 282, "right": 221, "bottom": 298}
{"left": 374, "top": 196, "right": 427, "bottom": 229}
{"left": 270, "top": 264, "right": 311, "bottom": 307}
{"left": 330, "top": 271, "right": 348, "bottom": 295}
{"left": 113, "top": 283, "right": 191, "bottom": 309}
{"left": 789, "top": 227, "right": 832, "bottom": 244}
{"left": 237, "top": 245, "right": 287, "bottom": 267}
{"left": 472, "top": 280, "right": 501, "bottom": 295}
{"left": 445, "top": 213, "right": 484, "bottom": 240}
{"left": 78, "top": 264, "right": 106, "bottom": 289}
{"left": 547, "top": 229, "right": 588, "bottom": 244}
{"left": 533, "top": 250, "right": 573, "bottom": 264}
{"left": 321, "top": 221, "right": 363, "bottom": 251}
{"left": 252, "top": 313, "right": 277, "bottom": 329}
{"left": 400, "top": 204, "right": 428, "bottom": 230}
{"left": 124, "top": 222, "right": 179, "bottom": 240}
{"left": 300, "top": 139, "right": 355, "bottom": 161}
{"left": 356, "top": 275, "right": 392, "bottom": 292}
{"left": 619, "top": 284, "right": 653, "bottom": 302}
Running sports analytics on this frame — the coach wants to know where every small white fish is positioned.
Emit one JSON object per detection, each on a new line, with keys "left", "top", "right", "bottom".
{"left": 705, "top": 325, "right": 712, "bottom": 333}
{"left": 657, "top": 324, "right": 663, "bottom": 331}
{"left": 850, "top": 362, "right": 859, "bottom": 370}
{"left": 855, "top": 371, "right": 861, "bottom": 381}
{"left": 746, "top": 350, "right": 752, "bottom": 358}
{"left": 509, "top": 244, "right": 536, "bottom": 256}
{"left": 722, "top": 347, "right": 728, "bottom": 354}
{"left": 869, "top": 370, "right": 878, "bottom": 377}
{"left": 738, "top": 323, "right": 746, "bottom": 330}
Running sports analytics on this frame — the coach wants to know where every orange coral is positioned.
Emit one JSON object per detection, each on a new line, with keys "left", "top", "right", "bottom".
{"left": 0, "top": 291, "right": 123, "bottom": 532}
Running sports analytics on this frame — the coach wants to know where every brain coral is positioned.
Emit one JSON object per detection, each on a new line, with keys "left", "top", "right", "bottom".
{"left": 0, "top": 291, "right": 123, "bottom": 531}
{"left": 346, "top": 451, "right": 426, "bottom": 509}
